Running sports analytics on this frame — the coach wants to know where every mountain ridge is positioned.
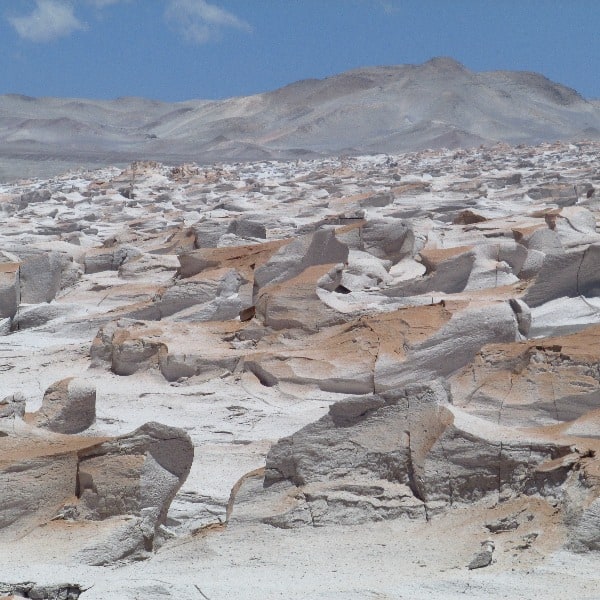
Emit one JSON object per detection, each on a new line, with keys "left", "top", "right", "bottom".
{"left": 1, "top": 57, "right": 599, "bottom": 181}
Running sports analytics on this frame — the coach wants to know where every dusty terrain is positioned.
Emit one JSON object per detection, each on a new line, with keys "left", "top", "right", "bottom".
{"left": 1, "top": 139, "right": 600, "bottom": 598}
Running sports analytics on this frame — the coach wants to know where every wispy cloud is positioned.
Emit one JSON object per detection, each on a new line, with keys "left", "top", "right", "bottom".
{"left": 358, "top": 0, "right": 400, "bottom": 15}
{"left": 165, "top": 0, "right": 252, "bottom": 44}
{"left": 86, "top": 0, "right": 130, "bottom": 7}
{"left": 379, "top": 1, "right": 400, "bottom": 14}
{"left": 6, "top": 0, "right": 252, "bottom": 45}
{"left": 8, "top": 0, "right": 84, "bottom": 43}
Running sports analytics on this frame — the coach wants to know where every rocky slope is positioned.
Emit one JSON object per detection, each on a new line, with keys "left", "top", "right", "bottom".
{"left": 1, "top": 140, "right": 600, "bottom": 598}
{"left": 2, "top": 57, "right": 600, "bottom": 181}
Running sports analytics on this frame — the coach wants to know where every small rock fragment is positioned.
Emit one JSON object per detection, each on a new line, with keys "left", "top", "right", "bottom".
{"left": 467, "top": 540, "right": 495, "bottom": 570}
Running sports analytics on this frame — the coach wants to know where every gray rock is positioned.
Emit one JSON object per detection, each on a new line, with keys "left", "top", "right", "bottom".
{"left": 14, "top": 250, "right": 65, "bottom": 304}
{"left": 227, "top": 218, "right": 267, "bottom": 239}
{"left": 191, "top": 220, "right": 230, "bottom": 248}
{"left": 254, "top": 228, "right": 348, "bottom": 294}
{"left": 31, "top": 377, "right": 96, "bottom": 434}
{"left": 0, "top": 392, "right": 26, "bottom": 419}
{"left": 77, "top": 516, "right": 150, "bottom": 566}
{"left": 264, "top": 382, "right": 576, "bottom": 525}
{"left": 467, "top": 540, "right": 495, "bottom": 569}
{"left": 84, "top": 245, "right": 142, "bottom": 274}
{"left": 18, "top": 188, "right": 51, "bottom": 209}
{"left": 12, "top": 302, "right": 75, "bottom": 330}
{"left": 568, "top": 498, "right": 600, "bottom": 552}
{"left": 0, "top": 263, "right": 20, "bottom": 319}
{"left": 77, "top": 422, "right": 194, "bottom": 532}
{"left": 360, "top": 218, "right": 415, "bottom": 263}
{"left": 0, "top": 582, "right": 83, "bottom": 599}
{"left": 523, "top": 244, "right": 600, "bottom": 307}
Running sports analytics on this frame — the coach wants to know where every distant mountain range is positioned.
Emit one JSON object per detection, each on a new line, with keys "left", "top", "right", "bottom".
{"left": 1, "top": 57, "right": 599, "bottom": 181}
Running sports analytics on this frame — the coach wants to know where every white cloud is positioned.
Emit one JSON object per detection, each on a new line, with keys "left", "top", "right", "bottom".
{"left": 8, "top": 0, "right": 84, "bottom": 42}
{"left": 165, "top": 0, "right": 252, "bottom": 44}
{"left": 6, "top": 0, "right": 251, "bottom": 45}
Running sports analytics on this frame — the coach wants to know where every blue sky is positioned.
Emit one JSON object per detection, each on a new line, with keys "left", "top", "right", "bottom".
{"left": 1, "top": 0, "right": 599, "bottom": 101}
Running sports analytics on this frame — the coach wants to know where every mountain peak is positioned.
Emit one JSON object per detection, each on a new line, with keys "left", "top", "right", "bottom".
{"left": 421, "top": 56, "right": 468, "bottom": 72}
{"left": 1, "top": 59, "right": 599, "bottom": 181}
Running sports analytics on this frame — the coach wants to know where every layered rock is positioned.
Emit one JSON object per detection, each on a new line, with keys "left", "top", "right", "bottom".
{"left": 29, "top": 377, "right": 96, "bottom": 434}
{"left": 260, "top": 382, "right": 582, "bottom": 526}
{"left": 0, "top": 416, "right": 193, "bottom": 562}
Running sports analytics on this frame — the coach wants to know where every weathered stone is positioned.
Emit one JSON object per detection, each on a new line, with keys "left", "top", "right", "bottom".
{"left": 0, "top": 263, "right": 20, "bottom": 319}
{"left": 77, "top": 422, "right": 193, "bottom": 531}
{"left": 263, "top": 382, "right": 578, "bottom": 525}
{"left": 0, "top": 392, "right": 26, "bottom": 419}
{"left": 30, "top": 378, "right": 96, "bottom": 434}
{"left": 84, "top": 245, "right": 142, "bottom": 274}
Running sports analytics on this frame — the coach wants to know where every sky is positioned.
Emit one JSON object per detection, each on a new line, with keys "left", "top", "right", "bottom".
{"left": 1, "top": 0, "right": 599, "bottom": 102}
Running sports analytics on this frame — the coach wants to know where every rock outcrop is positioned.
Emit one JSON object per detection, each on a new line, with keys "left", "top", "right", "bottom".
{"left": 0, "top": 415, "right": 192, "bottom": 562}
{"left": 262, "top": 381, "right": 581, "bottom": 526}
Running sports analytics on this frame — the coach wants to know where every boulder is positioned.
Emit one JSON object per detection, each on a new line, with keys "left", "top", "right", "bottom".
{"left": 30, "top": 378, "right": 96, "bottom": 434}
{"left": 0, "top": 263, "right": 20, "bottom": 319}
{"left": 90, "top": 319, "right": 168, "bottom": 376}
{"left": 523, "top": 244, "right": 600, "bottom": 307}
{"left": 262, "top": 382, "right": 578, "bottom": 526}
{"left": 84, "top": 245, "right": 142, "bottom": 274}
{"left": 256, "top": 265, "right": 349, "bottom": 332}
{"left": 12, "top": 250, "right": 70, "bottom": 303}
{"left": 359, "top": 218, "right": 415, "bottom": 263}
{"left": 383, "top": 245, "right": 476, "bottom": 297}
{"left": 190, "top": 220, "right": 230, "bottom": 248}
{"left": 451, "top": 324, "right": 600, "bottom": 426}
{"left": 0, "top": 582, "right": 83, "bottom": 599}
{"left": 253, "top": 228, "right": 348, "bottom": 296}
{"left": 177, "top": 239, "right": 288, "bottom": 279}
{"left": 0, "top": 437, "right": 82, "bottom": 537}
{"left": 18, "top": 188, "right": 51, "bottom": 210}
{"left": 227, "top": 218, "right": 267, "bottom": 239}
{"left": 154, "top": 268, "right": 247, "bottom": 320}
{"left": 0, "top": 418, "right": 192, "bottom": 556}
{"left": 0, "top": 392, "right": 26, "bottom": 419}
{"left": 77, "top": 422, "right": 193, "bottom": 533}
{"left": 12, "top": 302, "right": 75, "bottom": 330}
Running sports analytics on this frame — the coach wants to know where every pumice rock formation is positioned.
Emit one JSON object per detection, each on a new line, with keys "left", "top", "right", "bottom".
{"left": 1, "top": 139, "right": 600, "bottom": 598}
{"left": 29, "top": 377, "right": 96, "bottom": 434}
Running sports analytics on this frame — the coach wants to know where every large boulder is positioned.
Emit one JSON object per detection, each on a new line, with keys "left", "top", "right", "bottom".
{"left": 523, "top": 244, "right": 600, "bottom": 307}
{"left": 253, "top": 228, "right": 348, "bottom": 296}
{"left": 154, "top": 267, "right": 248, "bottom": 321}
{"left": 90, "top": 319, "right": 168, "bottom": 376}
{"left": 359, "top": 218, "right": 415, "bottom": 263}
{"left": 30, "top": 378, "right": 96, "bottom": 434}
{"left": 262, "top": 382, "right": 580, "bottom": 526}
{"left": 13, "top": 249, "right": 73, "bottom": 303}
{"left": 77, "top": 422, "right": 193, "bottom": 532}
{"left": 0, "top": 428, "right": 88, "bottom": 538}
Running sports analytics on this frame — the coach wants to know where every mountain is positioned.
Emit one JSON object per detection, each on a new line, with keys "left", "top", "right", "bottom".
{"left": 1, "top": 57, "right": 599, "bottom": 180}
